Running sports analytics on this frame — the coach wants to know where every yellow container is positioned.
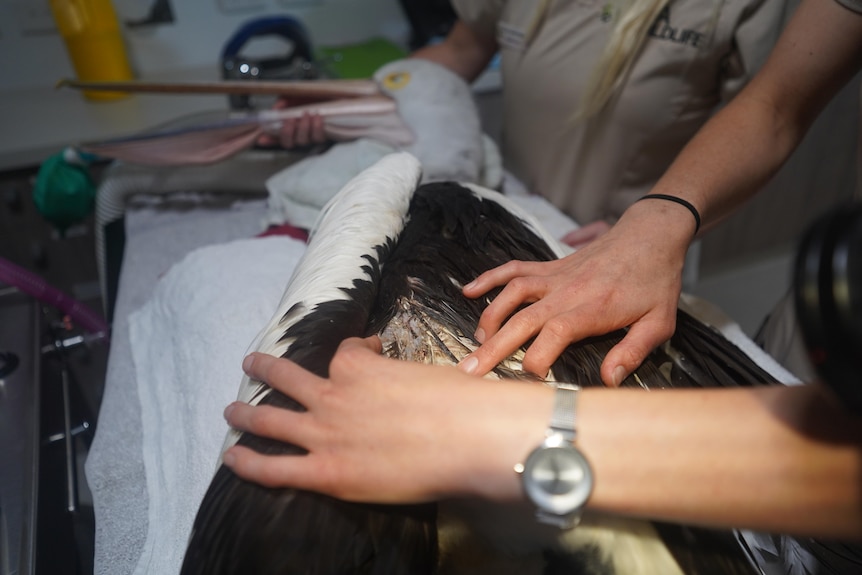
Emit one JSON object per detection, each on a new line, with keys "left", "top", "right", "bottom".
{"left": 50, "top": 0, "right": 134, "bottom": 101}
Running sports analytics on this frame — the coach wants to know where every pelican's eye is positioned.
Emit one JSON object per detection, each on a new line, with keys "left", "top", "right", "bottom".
{"left": 382, "top": 71, "right": 411, "bottom": 91}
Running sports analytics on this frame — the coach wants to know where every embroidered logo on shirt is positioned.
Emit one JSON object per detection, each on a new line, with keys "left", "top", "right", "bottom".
{"left": 600, "top": 3, "right": 617, "bottom": 23}
{"left": 497, "top": 21, "right": 526, "bottom": 51}
{"left": 647, "top": 6, "right": 704, "bottom": 47}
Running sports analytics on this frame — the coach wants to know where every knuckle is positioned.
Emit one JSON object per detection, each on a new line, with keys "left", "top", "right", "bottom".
{"left": 485, "top": 260, "right": 519, "bottom": 283}
{"left": 505, "top": 276, "right": 531, "bottom": 294}
{"left": 615, "top": 341, "right": 652, "bottom": 371}
{"left": 638, "top": 314, "right": 677, "bottom": 346}
{"left": 254, "top": 355, "right": 274, "bottom": 380}
{"left": 523, "top": 355, "right": 551, "bottom": 379}
{"left": 619, "top": 345, "right": 644, "bottom": 365}
{"left": 656, "top": 323, "right": 675, "bottom": 343}
{"left": 479, "top": 302, "right": 504, "bottom": 326}
{"left": 543, "top": 316, "right": 573, "bottom": 340}
{"left": 312, "top": 460, "right": 342, "bottom": 497}
{"left": 255, "top": 462, "right": 285, "bottom": 488}
{"left": 249, "top": 407, "right": 278, "bottom": 435}
{"left": 504, "top": 259, "right": 527, "bottom": 274}
{"left": 472, "top": 342, "right": 500, "bottom": 365}
{"left": 660, "top": 313, "right": 678, "bottom": 336}
{"left": 507, "top": 309, "right": 539, "bottom": 334}
{"left": 331, "top": 344, "right": 363, "bottom": 373}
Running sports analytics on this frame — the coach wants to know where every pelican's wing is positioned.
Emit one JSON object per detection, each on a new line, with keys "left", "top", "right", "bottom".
{"left": 182, "top": 152, "right": 438, "bottom": 575}
{"left": 180, "top": 152, "right": 825, "bottom": 575}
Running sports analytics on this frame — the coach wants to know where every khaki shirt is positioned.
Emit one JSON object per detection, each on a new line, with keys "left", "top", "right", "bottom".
{"left": 453, "top": 0, "right": 788, "bottom": 223}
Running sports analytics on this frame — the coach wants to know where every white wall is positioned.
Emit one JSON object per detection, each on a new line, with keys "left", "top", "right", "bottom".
{"left": 0, "top": 0, "right": 411, "bottom": 91}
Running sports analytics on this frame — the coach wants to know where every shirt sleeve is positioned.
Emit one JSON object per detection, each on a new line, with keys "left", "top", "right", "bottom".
{"left": 450, "top": 0, "right": 505, "bottom": 40}
{"left": 719, "top": 0, "right": 793, "bottom": 100}
{"left": 723, "top": 0, "right": 862, "bottom": 99}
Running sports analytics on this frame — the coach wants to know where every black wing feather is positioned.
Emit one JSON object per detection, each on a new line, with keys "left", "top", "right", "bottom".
{"left": 182, "top": 181, "right": 840, "bottom": 575}
{"left": 182, "top": 236, "right": 438, "bottom": 575}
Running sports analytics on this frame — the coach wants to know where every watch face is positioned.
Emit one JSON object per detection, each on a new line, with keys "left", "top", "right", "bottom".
{"left": 522, "top": 445, "right": 593, "bottom": 515}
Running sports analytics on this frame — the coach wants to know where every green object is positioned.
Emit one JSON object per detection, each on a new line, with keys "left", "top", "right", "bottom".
{"left": 316, "top": 37, "right": 408, "bottom": 79}
{"left": 33, "top": 150, "right": 96, "bottom": 232}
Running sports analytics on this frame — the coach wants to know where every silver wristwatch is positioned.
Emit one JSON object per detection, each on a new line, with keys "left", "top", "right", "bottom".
{"left": 516, "top": 383, "right": 594, "bottom": 529}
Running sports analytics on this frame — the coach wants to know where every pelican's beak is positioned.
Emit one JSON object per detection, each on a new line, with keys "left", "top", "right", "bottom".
{"left": 59, "top": 76, "right": 415, "bottom": 152}
{"left": 246, "top": 77, "right": 414, "bottom": 148}
{"left": 56, "top": 76, "right": 383, "bottom": 100}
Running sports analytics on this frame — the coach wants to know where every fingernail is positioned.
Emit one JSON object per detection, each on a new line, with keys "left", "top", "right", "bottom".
{"left": 459, "top": 355, "right": 479, "bottom": 375}
{"left": 474, "top": 327, "right": 486, "bottom": 343}
{"left": 242, "top": 354, "right": 255, "bottom": 374}
{"left": 223, "top": 403, "right": 235, "bottom": 420}
{"left": 612, "top": 366, "right": 627, "bottom": 387}
{"left": 223, "top": 450, "right": 236, "bottom": 467}
{"left": 464, "top": 280, "right": 477, "bottom": 291}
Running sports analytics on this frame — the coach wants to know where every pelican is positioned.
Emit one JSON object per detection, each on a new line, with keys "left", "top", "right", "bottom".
{"left": 179, "top": 153, "right": 785, "bottom": 574}
{"left": 71, "top": 58, "right": 503, "bottom": 231}
{"left": 64, "top": 58, "right": 500, "bottom": 190}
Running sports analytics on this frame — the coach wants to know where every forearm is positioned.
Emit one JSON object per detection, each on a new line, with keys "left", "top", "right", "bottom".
{"left": 225, "top": 348, "right": 862, "bottom": 540}
{"left": 411, "top": 21, "right": 498, "bottom": 83}
{"left": 650, "top": 93, "right": 803, "bottom": 233}
{"left": 604, "top": 100, "right": 796, "bottom": 272}
{"left": 579, "top": 383, "right": 862, "bottom": 538}
{"left": 624, "top": 0, "right": 862, "bottom": 239}
{"left": 604, "top": 79, "right": 804, "bottom": 284}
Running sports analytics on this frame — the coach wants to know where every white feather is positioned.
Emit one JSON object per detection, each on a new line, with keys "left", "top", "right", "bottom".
{"left": 373, "top": 59, "right": 486, "bottom": 185}
{"left": 221, "top": 152, "right": 421, "bottom": 451}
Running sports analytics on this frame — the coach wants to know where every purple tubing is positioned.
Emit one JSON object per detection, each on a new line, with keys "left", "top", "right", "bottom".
{"left": 0, "top": 255, "right": 110, "bottom": 339}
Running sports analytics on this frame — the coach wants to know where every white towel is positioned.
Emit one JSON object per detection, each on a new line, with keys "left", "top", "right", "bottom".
{"left": 129, "top": 235, "right": 306, "bottom": 575}
{"left": 264, "top": 138, "right": 397, "bottom": 230}
{"left": 122, "top": 201, "right": 797, "bottom": 575}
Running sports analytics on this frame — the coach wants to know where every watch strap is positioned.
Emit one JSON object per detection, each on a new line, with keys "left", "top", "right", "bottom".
{"left": 549, "top": 383, "right": 579, "bottom": 443}
{"left": 518, "top": 382, "right": 592, "bottom": 530}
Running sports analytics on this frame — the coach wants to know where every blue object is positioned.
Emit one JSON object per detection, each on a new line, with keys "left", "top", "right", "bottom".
{"left": 221, "top": 15, "right": 313, "bottom": 65}
{"left": 221, "top": 15, "right": 316, "bottom": 108}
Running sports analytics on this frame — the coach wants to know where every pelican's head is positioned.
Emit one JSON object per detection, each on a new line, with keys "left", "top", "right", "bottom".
{"left": 258, "top": 58, "right": 486, "bottom": 184}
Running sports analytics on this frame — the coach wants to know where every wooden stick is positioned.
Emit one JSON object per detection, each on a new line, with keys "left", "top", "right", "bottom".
{"left": 55, "top": 78, "right": 381, "bottom": 99}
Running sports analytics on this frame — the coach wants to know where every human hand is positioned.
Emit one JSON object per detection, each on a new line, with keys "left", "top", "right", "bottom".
{"left": 222, "top": 337, "right": 552, "bottom": 503}
{"left": 256, "top": 97, "right": 326, "bottom": 148}
{"left": 460, "top": 201, "right": 694, "bottom": 385}
{"left": 561, "top": 220, "right": 612, "bottom": 249}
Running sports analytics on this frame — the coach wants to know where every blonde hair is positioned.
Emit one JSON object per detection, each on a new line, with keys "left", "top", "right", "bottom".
{"left": 526, "top": 0, "right": 724, "bottom": 120}
{"left": 575, "top": 0, "right": 670, "bottom": 120}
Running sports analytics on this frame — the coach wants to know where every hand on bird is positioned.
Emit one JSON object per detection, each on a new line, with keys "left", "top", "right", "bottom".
{"left": 256, "top": 97, "right": 327, "bottom": 149}
{"left": 460, "top": 200, "right": 694, "bottom": 386}
{"left": 222, "top": 337, "right": 552, "bottom": 503}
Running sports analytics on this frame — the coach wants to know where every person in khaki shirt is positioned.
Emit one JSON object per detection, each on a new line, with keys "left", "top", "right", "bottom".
{"left": 416, "top": 0, "right": 787, "bottom": 245}
{"left": 273, "top": 1, "right": 787, "bottom": 244}
{"left": 221, "top": 0, "right": 862, "bottom": 544}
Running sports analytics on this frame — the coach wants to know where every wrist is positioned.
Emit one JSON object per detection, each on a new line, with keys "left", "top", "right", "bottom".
{"left": 516, "top": 383, "right": 594, "bottom": 528}
{"left": 635, "top": 194, "right": 701, "bottom": 235}
{"left": 458, "top": 379, "right": 554, "bottom": 502}
{"left": 617, "top": 197, "right": 698, "bottom": 258}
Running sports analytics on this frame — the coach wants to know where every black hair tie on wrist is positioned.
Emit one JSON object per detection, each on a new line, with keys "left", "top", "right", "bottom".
{"left": 636, "top": 194, "right": 701, "bottom": 235}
